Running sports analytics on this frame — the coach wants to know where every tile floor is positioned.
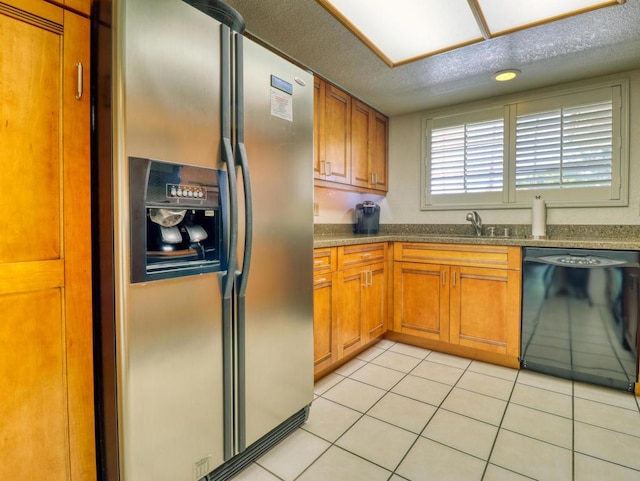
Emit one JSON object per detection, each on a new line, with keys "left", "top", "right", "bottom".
{"left": 234, "top": 340, "right": 640, "bottom": 481}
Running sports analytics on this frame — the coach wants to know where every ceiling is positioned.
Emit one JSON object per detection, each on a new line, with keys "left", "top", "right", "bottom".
{"left": 222, "top": 0, "right": 640, "bottom": 117}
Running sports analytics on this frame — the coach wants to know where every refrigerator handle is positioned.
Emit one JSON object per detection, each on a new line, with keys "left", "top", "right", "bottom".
{"left": 234, "top": 32, "right": 252, "bottom": 454}
{"left": 221, "top": 25, "right": 238, "bottom": 461}
{"left": 235, "top": 34, "right": 253, "bottom": 299}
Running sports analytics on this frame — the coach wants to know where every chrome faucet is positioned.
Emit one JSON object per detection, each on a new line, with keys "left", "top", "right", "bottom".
{"left": 466, "top": 211, "right": 482, "bottom": 236}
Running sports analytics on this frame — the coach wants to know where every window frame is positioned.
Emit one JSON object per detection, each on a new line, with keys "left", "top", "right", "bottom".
{"left": 421, "top": 76, "right": 629, "bottom": 211}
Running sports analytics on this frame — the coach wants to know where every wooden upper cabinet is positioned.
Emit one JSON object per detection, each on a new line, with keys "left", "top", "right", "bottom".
{"left": 46, "top": 0, "right": 92, "bottom": 16}
{"left": 351, "top": 100, "right": 389, "bottom": 192}
{"left": 370, "top": 110, "right": 389, "bottom": 191}
{"left": 314, "top": 78, "right": 351, "bottom": 184}
{"left": 0, "top": 2, "right": 95, "bottom": 480}
{"left": 314, "top": 76, "right": 388, "bottom": 193}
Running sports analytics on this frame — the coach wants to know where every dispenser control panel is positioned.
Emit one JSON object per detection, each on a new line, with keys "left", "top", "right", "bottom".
{"left": 167, "top": 183, "right": 206, "bottom": 200}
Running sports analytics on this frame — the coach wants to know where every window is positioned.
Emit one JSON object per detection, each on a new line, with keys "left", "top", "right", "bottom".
{"left": 422, "top": 79, "right": 628, "bottom": 209}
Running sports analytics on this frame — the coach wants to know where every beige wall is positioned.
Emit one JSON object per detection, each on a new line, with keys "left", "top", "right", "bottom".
{"left": 315, "top": 69, "right": 640, "bottom": 226}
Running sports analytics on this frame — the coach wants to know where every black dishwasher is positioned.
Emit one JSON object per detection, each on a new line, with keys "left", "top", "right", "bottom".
{"left": 521, "top": 247, "right": 639, "bottom": 392}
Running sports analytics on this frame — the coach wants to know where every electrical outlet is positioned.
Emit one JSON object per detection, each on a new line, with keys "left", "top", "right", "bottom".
{"left": 313, "top": 202, "right": 320, "bottom": 216}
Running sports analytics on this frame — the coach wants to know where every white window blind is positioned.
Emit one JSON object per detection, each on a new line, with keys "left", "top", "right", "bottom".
{"left": 430, "top": 118, "right": 504, "bottom": 194}
{"left": 515, "top": 100, "right": 613, "bottom": 190}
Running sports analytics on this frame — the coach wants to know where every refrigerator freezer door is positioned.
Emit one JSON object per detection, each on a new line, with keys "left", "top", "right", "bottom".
{"left": 238, "top": 38, "right": 315, "bottom": 450}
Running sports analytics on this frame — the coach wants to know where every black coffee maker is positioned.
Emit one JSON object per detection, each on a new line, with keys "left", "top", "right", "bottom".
{"left": 353, "top": 201, "right": 380, "bottom": 234}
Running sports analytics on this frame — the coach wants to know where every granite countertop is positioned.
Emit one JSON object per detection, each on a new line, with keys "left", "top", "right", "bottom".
{"left": 313, "top": 224, "right": 640, "bottom": 250}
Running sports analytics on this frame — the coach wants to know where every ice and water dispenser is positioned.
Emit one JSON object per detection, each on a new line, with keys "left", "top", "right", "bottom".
{"left": 129, "top": 157, "right": 226, "bottom": 282}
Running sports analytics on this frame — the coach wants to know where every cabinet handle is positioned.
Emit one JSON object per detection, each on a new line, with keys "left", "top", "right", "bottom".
{"left": 314, "top": 277, "right": 327, "bottom": 284}
{"left": 325, "top": 162, "right": 332, "bottom": 176}
{"left": 313, "top": 260, "right": 323, "bottom": 265}
{"left": 75, "top": 62, "right": 84, "bottom": 100}
{"left": 370, "top": 172, "right": 375, "bottom": 184}
{"left": 442, "top": 270, "right": 446, "bottom": 286}
{"left": 452, "top": 271, "right": 457, "bottom": 287}
{"left": 368, "top": 270, "right": 373, "bottom": 286}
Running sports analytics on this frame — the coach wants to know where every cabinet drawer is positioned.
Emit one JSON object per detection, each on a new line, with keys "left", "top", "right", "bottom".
{"left": 314, "top": 247, "right": 336, "bottom": 273}
{"left": 394, "top": 242, "right": 521, "bottom": 270}
{"left": 338, "top": 243, "right": 387, "bottom": 269}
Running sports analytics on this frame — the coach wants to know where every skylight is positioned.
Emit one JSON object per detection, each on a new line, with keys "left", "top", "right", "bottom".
{"left": 316, "top": 0, "right": 625, "bottom": 67}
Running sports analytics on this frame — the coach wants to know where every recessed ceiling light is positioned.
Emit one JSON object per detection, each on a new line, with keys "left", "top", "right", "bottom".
{"left": 494, "top": 69, "right": 521, "bottom": 82}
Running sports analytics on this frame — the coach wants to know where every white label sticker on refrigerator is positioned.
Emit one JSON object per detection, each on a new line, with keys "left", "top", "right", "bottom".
{"left": 270, "top": 88, "right": 293, "bottom": 122}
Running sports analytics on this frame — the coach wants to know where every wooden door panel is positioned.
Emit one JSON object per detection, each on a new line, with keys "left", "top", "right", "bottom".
{"left": 364, "top": 263, "right": 386, "bottom": 340}
{"left": 338, "top": 267, "right": 364, "bottom": 356}
{"left": 314, "top": 274, "right": 336, "bottom": 372}
{"left": 0, "top": 4, "right": 95, "bottom": 480}
{"left": 450, "top": 266, "right": 509, "bottom": 353}
{"left": 371, "top": 111, "right": 388, "bottom": 191}
{"left": 1, "top": 8, "right": 61, "bottom": 263}
{"left": 0, "top": 289, "right": 66, "bottom": 479}
{"left": 350, "top": 99, "right": 371, "bottom": 187}
{"left": 324, "top": 84, "right": 351, "bottom": 184}
{"left": 394, "top": 262, "right": 449, "bottom": 341}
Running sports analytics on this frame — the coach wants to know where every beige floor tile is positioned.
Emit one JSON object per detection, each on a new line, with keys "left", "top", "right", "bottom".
{"left": 490, "top": 429, "right": 572, "bottom": 481}
{"left": 368, "top": 392, "right": 437, "bottom": 433}
{"left": 410, "top": 359, "right": 464, "bottom": 385}
{"left": 422, "top": 409, "right": 498, "bottom": 460}
{"left": 389, "top": 342, "right": 431, "bottom": 359}
{"left": 374, "top": 339, "right": 396, "bottom": 350}
{"left": 468, "top": 360, "right": 518, "bottom": 382}
{"left": 336, "top": 415, "right": 418, "bottom": 471}
{"left": 296, "top": 446, "right": 391, "bottom": 481}
{"left": 574, "top": 397, "right": 640, "bottom": 437}
{"left": 355, "top": 346, "right": 386, "bottom": 362}
{"left": 516, "top": 370, "right": 573, "bottom": 395}
{"left": 322, "top": 378, "right": 386, "bottom": 413}
{"left": 231, "top": 463, "right": 281, "bottom": 481}
{"left": 456, "top": 371, "right": 515, "bottom": 400}
{"left": 333, "top": 357, "right": 366, "bottom": 376}
{"left": 573, "top": 381, "right": 639, "bottom": 410}
{"left": 426, "top": 350, "right": 472, "bottom": 369}
{"left": 509, "top": 382, "right": 572, "bottom": 418}
{"left": 256, "top": 429, "right": 329, "bottom": 481}
{"left": 396, "top": 437, "right": 485, "bottom": 481}
{"left": 348, "top": 362, "right": 406, "bottom": 390}
{"left": 482, "top": 464, "right": 534, "bottom": 481}
{"left": 313, "top": 372, "right": 343, "bottom": 396}
{"left": 302, "top": 397, "right": 361, "bottom": 442}
{"left": 371, "top": 350, "right": 422, "bottom": 373}
{"left": 441, "top": 387, "right": 508, "bottom": 425}
{"left": 391, "top": 374, "right": 453, "bottom": 406}
{"left": 574, "top": 453, "right": 640, "bottom": 481}
{"left": 501, "top": 403, "right": 572, "bottom": 448}
{"left": 574, "top": 421, "right": 640, "bottom": 470}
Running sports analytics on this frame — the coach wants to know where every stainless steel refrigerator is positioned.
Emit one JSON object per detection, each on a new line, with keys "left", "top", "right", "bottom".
{"left": 92, "top": 1, "right": 314, "bottom": 480}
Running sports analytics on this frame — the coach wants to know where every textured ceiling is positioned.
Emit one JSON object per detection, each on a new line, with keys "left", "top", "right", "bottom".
{"left": 223, "top": 0, "right": 640, "bottom": 116}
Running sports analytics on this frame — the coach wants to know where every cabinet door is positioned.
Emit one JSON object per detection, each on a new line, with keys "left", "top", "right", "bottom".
{"left": 313, "top": 272, "right": 337, "bottom": 374}
{"left": 337, "top": 265, "right": 366, "bottom": 357}
{"left": 323, "top": 83, "right": 351, "bottom": 184}
{"left": 394, "top": 262, "right": 450, "bottom": 342}
{"left": 449, "top": 266, "right": 520, "bottom": 356}
{"left": 0, "top": 3, "right": 94, "bottom": 480}
{"left": 350, "top": 99, "right": 372, "bottom": 188}
{"left": 370, "top": 111, "right": 388, "bottom": 191}
{"left": 363, "top": 262, "right": 387, "bottom": 340}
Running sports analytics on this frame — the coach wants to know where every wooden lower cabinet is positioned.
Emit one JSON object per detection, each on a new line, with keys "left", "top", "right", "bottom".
{"left": 313, "top": 244, "right": 388, "bottom": 378}
{"left": 313, "top": 271, "right": 337, "bottom": 373}
{"left": 393, "top": 243, "right": 522, "bottom": 367}
{"left": 337, "top": 261, "right": 386, "bottom": 358}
